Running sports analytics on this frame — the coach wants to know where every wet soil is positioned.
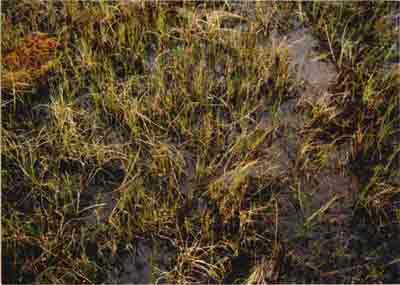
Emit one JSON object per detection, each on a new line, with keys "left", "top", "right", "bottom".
{"left": 85, "top": 8, "right": 400, "bottom": 284}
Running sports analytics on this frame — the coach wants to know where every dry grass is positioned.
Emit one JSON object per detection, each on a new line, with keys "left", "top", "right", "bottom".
{"left": 2, "top": 1, "right": 399, "bottom": 284}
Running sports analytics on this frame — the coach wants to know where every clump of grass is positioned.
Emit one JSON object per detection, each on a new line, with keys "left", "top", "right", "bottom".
{"left": 2, "top": 1, "right": 400, "bottom": 283}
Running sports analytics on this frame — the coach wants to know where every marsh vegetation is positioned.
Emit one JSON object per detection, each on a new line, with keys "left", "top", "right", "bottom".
{"left": 2, "top": 1, "right": 400, "bottom": 283}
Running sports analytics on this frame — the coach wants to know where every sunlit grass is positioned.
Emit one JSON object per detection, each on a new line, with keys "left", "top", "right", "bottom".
{"left": 2, "top": 1, "right": 399, "bottom": 283}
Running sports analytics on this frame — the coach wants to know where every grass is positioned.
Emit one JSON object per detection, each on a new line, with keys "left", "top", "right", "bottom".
{"left": 1, "top": 1, "right": 399, "bottom": 284}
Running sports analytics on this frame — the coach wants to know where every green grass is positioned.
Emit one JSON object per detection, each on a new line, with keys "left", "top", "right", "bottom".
{"left": 2, "top": 1, "right": 399, "bottom": 283}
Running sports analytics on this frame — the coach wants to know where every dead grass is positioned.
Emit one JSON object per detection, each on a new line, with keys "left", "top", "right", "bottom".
{"left": 2, "top": 1, "right": 399, "bottom": 284}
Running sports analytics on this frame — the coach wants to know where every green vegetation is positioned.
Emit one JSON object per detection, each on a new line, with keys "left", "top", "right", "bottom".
{"left": 2, "top": 1, "right": 399, "bottom": 283}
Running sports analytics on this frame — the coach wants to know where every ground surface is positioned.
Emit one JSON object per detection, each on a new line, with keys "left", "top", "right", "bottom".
{"left": 2, "top": 1, "right": 400, "bottom": 284}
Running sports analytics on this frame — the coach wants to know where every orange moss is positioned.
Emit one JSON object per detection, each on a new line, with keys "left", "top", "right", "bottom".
{"left": 2, "top": 33, "right": 60, "bottom": 90}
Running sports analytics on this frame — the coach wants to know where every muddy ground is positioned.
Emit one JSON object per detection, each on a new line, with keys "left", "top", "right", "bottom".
{"left": 80, "top": 10, "right": 399, "bottom": 284}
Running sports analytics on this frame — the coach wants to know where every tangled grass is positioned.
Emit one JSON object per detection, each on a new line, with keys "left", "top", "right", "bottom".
{"left": 2, "top": 1, "right": 399, "bottom": 283}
